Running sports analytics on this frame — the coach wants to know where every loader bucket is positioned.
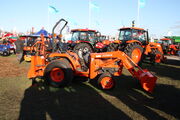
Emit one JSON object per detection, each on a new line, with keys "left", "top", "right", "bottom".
{"left": 137, "top": 69, "right": 157, "bottom": 93}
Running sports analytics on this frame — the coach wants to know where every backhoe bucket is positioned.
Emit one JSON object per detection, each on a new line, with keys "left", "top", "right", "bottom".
{"left": 137, "top": 69, "right": 157, "bottom": 93}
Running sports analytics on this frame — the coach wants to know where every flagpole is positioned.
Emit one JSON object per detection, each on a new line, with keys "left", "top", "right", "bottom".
{"left": 89, "top": 0, "right": 91, "bottom": 29}
{"left": 137, "top": 0, "right": 140, "bottom": 27}
{"left": 48, "top": 1, "right": 50, "bottom": 32}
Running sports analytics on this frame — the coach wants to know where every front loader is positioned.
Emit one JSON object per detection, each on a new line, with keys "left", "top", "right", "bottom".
{"left": 27, "top": 18, "right": 157, "bottom": 93}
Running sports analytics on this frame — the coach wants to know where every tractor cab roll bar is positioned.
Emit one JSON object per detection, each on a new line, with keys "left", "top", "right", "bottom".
{"left": 52, "top": 19, "right": 68, "bottom": 52}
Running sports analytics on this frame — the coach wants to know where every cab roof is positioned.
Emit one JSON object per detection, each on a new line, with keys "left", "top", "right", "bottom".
{"left": 119, "top": 27, "right": 145, "bottom": 31}
{"left": 71, "top": 29, "right": 96, "bottom": 32}
{"left": 160, "top": 38, "right": 172, "bottom": 41}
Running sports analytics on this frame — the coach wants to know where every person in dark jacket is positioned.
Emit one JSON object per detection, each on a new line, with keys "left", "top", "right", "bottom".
{"left": 14, "top": 37, "right": 24, "bottom": 63}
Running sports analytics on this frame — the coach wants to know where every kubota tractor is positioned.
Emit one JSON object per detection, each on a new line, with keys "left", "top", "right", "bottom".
{"left": 108, "top": 27, "right": 165, "bottom": 64}
{"left": 27, "top": 18, "right": 157, "bottom": 93}
{"left": 158, "top": 38, "right": 179, "bottom": 55}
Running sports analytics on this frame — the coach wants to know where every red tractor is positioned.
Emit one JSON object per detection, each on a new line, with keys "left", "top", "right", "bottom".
{"left": 158, "top": 38, "right": 179, "bottom": 55}
{"left": 108, "top": 27, "right": 165, "bottom": 64}
{"left": 67, "top": 29, "right": 108, "bottom": 53}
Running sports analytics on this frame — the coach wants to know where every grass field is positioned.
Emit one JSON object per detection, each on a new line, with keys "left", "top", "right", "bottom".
{"left": 0, "top": 55, "right": 180, "bottom": 120}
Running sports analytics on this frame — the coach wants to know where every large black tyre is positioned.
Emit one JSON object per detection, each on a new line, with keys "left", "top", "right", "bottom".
{"left": 73, "top": 43, "right": 94, "bottom": 55}
{"left": 44, "top": 59, "right": 73, "bottom": 87}
{"left": 107, "top": 43, "right": 119, "bottom": 52}
{"left": 124, "top": 42, "right": 143, "bottom": 64}
{"left": 73, "top": 43, "right": 93, "bottom": 71}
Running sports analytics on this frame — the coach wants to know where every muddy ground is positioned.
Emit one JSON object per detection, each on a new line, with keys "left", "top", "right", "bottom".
{"left": 0, "top": 55, "right": 180, "bottom": 120}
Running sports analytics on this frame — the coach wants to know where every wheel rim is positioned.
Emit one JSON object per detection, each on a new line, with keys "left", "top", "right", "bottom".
{"left": 131, "top": 48, "right": 142, "bottom": 63}
{"left": 50, "top": 68, "right": 64, "bottom": 82}
{"left": 100, "top": 77, "right": 114, "bottom": 89}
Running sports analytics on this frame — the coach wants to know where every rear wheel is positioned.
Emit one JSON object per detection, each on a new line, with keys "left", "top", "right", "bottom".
{"left": 107, "top": 43, "right": 119, "bottom": 52}
{"left": 98, "top": 73, "right": 115, "bottom": 90}
{"left": 73, "top": 43, "right": 94, "bottom": 56}
{"left": 73, "top": 43, "right": 93, "bottom": 71}
{"left": 124, "top": 42, "right": 143, "bottom": 64}
{"left": 44, "top": 59, "right": 73, "bottom": 87}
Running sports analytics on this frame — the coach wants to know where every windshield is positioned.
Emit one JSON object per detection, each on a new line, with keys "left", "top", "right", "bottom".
{"left": 71, "top": 31, "right": 97, "bottom": 42}
{"left": 71, "top": 32, "right": 79, "bottom": 41}
{"left": 158, "top": 40, "right": 171, "bottom": 45}
{"left": 119, "top": 30, "right": 132, "bottom": 41}
{"left": 119, "top": 29, "right": 147, "bottom": 42}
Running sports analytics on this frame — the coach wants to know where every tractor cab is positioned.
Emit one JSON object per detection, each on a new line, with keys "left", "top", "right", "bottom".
{"left": 69, "top": 29, "right": 98, "bottom": 44}
{"left": 67, "top": 29, "right": 106, "bottom": 53}
{"left": 158, "top": 38, "right": 173, "bottom": 45}
{"left": 119, "top": 27, "right": 148, "bottom": 45}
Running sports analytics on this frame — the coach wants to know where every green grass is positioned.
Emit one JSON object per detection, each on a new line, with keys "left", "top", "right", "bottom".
{"left": 0, "top": 55, "right": 180, "bottom": 120}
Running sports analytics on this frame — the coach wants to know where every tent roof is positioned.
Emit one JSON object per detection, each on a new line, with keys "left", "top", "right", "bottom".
{"left": 32, "top": 29, "right": 50, "bottom": 37}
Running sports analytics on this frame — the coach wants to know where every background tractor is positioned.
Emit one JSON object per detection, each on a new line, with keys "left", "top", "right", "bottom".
{"left": 158, "top": 38, "right": 179, "bottom": 55}
{"left": 67, "top": 29, "right": 108, "bottom": 53}
{"left": 108, "top": 26, "right": 165, "bottom": 64}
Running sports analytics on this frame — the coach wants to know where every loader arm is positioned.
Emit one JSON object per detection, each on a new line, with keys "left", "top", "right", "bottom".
{"left": 90, "top": 51, "right": 157, "bottom": 93}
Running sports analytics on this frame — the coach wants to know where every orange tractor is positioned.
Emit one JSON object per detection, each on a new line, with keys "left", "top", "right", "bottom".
{"left": 158, "top": 38, "right": 179, "bottom": 55}
{"left": 27, "top": 18, "right": 157, "bottom": 93}
{"left": 108, "top": 27, "right": 166, "bottom": 64}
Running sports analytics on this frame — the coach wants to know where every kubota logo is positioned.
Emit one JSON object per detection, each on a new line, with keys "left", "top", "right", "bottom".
{"left": 96, "top": 54, "right": 113, "bottom": 58}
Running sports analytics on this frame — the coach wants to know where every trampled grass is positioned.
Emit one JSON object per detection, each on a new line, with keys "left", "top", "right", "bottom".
{"left": 0, "top": 55, "right": 179, "bottom": 120}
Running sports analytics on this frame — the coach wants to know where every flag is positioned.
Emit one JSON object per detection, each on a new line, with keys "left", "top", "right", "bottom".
{"left": 48, "top": 5, "right": 59, "bottom": 14}
{"left": 89, "top": 1, "right": 99, "bottom": 11}
{"left": 139, "top": 0, "right": 146, "bottom": 8}
{"left": 89, "top": 1, "right": 100, "bottom": 28}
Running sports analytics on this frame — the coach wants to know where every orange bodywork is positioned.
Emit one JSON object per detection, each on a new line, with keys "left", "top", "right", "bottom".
{"left": 102, "top": 40, "right": 111, "bottom": 45}
{"left": 144, "top": 42, "right": 163, "bottom": 55}
{"left": 144, "top": 42, "right": 166, "bottom": 63}
{"left": 126, "top": 40, "right": 142, "bottom": 45}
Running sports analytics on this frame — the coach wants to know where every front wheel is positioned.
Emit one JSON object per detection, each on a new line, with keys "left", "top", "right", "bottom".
{"left": 97, "top": 73, "right": 115, "bottom": 90}
{"left": 44, "top": 59, "right": 73, "bottom": 87}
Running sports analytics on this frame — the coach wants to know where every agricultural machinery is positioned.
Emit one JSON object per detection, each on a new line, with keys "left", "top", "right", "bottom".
{"left": 67, "top": 29, "right": 108, "bottom": 53}
{"left": 107, "top": 26, "right": 166, "bottom": 64}
{"left": 158, "top": 38, "right": 179, "bottom": 55}
{"left": 19, "top": 30, "right": 52, "bottom": 62}
{"left": 0, "top": 44, "right": 10, "bottom": 56}
{"left": 27, "top": 18, "right": 157, "bottom": 93}
{"left": 0, "top": 38, "right": 15, "bottom": 56}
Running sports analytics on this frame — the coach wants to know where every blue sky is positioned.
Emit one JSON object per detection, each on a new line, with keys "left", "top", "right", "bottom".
{"left": 0, "top": 0, "right": 180, "bottom": 37}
